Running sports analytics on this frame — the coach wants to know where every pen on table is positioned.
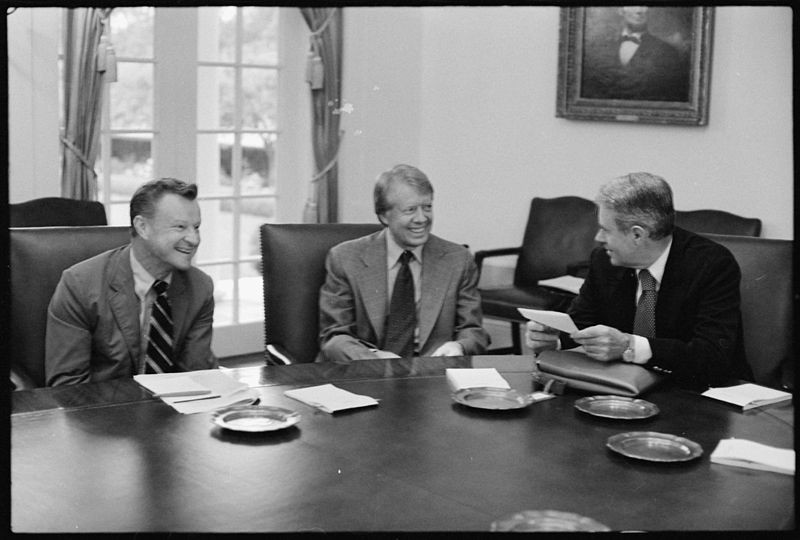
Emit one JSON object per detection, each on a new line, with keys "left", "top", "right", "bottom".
{"left": 173, "top": 394, "right": 221, "bottom": 403}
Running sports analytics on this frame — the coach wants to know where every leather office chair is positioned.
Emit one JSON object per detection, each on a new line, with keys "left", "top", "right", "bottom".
{"left": 703, "top": 234, "right": 793, "bottom": 390}
{"left": 260, "top": 223, "right": 383, "bottom": 365}
{"left": 10, "top": 226, "right": 131, "bottom": 389}
{"left": 9, "top": 197, "right": 108, "bottom": 227}
{"left": 676, "top": 209, "right": 761, "bottom": 237}
{"left": 475, "top": 196, "right": 599, "bottom": 354}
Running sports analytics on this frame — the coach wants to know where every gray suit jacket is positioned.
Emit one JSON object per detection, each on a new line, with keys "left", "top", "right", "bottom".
{"left": 45, "top": 244, "right": 218, "bottom": 386}
{"left": 318, "top": 230, "right": 490, "bottom": 363}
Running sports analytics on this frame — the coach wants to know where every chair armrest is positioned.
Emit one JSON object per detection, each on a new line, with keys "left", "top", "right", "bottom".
{"left": 566, "top": 260, "right": 591, "bottom": 279}
{"left": 474, "top": 247, "right": 521, "bottom": 277}
{"left": 265, "top": 344, "right": 294, "bottom": 366}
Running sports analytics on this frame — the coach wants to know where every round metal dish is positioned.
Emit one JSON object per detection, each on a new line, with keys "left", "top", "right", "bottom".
{"left": 574, "top": 395, "right": 659, "bottom": 420}
{"left": 452, "top": 387, "right": 533, "bottom": 410}
{"left": 491, "top": 510, "right": 611, "bottom": 532}
{"left": 606, "top": 431, "right": 703, "bottom": 462}
{"left": 212, "top": 405, "right": 300, "bottom": 433}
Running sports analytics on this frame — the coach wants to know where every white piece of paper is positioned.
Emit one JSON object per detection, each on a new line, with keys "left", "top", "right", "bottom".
{"left": 284, "top": 384, "right": 379, "bottom": 414}
{"left": 446, "top": 368, "right": 511, "bottom": 392}
{"left": 702, "top": 383, "right": 792, "bottom": 410}
{"left": 517, "top": 307, "right": 579, "bottom": 334}
{"left": 133, "top": 375, "right": 211, "bottom": 398}
{"left": 135, "top": 369, "right": 260, "bottom": 414}
{"left": 710, "top": 438, "right": 795, "bottom": 476}
{"left": 537, "top": 275, "right": 585, "bottom": 295}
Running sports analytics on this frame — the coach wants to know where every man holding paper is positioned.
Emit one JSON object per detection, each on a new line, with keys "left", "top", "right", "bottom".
{"left": 318, "top": 164, "right": 490, "bottom": 363}
{"left": 525, "top": 172, "right": 752, "bottom": 390}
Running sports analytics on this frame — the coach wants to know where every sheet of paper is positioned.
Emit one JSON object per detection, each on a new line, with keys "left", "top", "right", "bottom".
{"left": 702, "top": 383, "right": 792, "bottom": 409}
{"left": 517, "top": 308, "right": 579, "bottom": 334}
{"left": 133, "top": 374, "right": 211, "bottom": 397}
{"left": 135, "top": 369, "right": 260, "bottom": 414}
{"left": 446, "top": 368, "right": 510, "bottom": 392}
{"left": 284, "top": 384, "right": 378, "bottom": 414}
{"left": 710, "top": 439, "right": 795, "bottom": 476}
{"left": 537, "top": 275, "right": 585, "bottom": 295}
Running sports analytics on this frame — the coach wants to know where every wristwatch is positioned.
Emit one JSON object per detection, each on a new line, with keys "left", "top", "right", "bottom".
{"left": 622, "top": 334, "right": 636, "bottom": 363}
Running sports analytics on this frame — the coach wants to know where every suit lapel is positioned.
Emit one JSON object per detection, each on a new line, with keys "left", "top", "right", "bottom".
{"left": 418, "top": 237, "right": 453, "bottom": 349}
{"left": 355, "top": 232, "right": 389, "bottom": 344}
{"left": 107, "top": 246, "right": 142, "bottom": 365}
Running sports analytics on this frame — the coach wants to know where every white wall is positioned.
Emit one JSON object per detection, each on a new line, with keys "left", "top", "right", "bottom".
{"left": 338, "top": 6, "right": 793, "bottom": 246}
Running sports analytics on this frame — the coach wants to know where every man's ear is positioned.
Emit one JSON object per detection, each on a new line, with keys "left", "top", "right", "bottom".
{"left": 132, "top": 215, "right": 148, "bottom": 238}
{"left": 630, "top": 225, "right": 648, "bottom": 242}
{"left": 377, "top": 213, "right": 388, "bottom": 227}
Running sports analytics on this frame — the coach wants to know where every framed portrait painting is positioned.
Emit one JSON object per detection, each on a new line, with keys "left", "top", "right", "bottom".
{"left": 556, "top": 6, "right": 714, "bottom": 126}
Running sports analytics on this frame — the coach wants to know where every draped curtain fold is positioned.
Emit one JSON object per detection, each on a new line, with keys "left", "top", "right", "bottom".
{"left": 300, "top": 8, "right": 343, "bottom": 224}
{"left": 60, "top": 8, "right": 107, "bottom": 200}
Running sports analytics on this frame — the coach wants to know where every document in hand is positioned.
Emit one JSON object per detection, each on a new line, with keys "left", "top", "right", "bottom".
{"left": 517, "top": 308, "right": 579, "bottom": 334}
{"left": 701, "top": 383, "right": 792, "bottom": 410}
{"left": 284, "top": 384, "right": 379, "bottom": 414}
{"left": 710, "top": 439, "right": 795, "bottom": 476}
{"left": 537, "top": 275, "right": 585, "bottom": 295}
{"left": 134, "top": 369, "right": 259, "bottom": 414}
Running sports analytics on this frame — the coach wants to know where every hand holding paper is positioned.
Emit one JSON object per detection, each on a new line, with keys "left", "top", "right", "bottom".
{"left": 518, "top": 308, "right": 579, "bottom": 334}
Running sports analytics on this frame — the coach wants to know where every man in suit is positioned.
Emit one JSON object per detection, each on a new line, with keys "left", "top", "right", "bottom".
{"left": 581, "top": 6, "right": 689, "bottom": 102}
{"left": 318, "top": 164, "right": 490, "bottom": 363}
{"left": 525, "top": 172, "right": 752, "bottom": 390}
{"left": 45, "top": 178, "right": 217, "bottom": 386}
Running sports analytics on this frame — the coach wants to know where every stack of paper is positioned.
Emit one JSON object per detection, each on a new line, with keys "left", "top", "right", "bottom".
{"left": 284, "top": 384, "right": 378, "bottom": 414}
{"left": 134, "top": 369, "right": 259, "bottom": 414}
{"left": 710, "top": 439, "right": 795, "bottom": 476}
{"left": 445, "top": 368, "right": 511, "bottom": 392}
{"left": 701, "top": 383, "right": 792, "bottom": 410}
{"left": 537, "top": 275, "right": 585, "bottom": 295}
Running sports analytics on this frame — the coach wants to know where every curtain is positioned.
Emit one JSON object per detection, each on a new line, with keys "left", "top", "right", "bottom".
{"left": 60, "top": 8, "right": 109, "bottom": 200}
{"left": 300, "top": 8, "right": 343, "bottom": 224}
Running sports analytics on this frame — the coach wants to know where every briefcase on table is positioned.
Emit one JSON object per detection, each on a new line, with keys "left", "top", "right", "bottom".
{"left": 534, "top": 350, "right": 663, "bottom": 397}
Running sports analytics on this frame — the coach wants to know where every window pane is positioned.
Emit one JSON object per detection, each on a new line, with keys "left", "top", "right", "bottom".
{"left": 196, "top": 199, "right": 234, "bottom": 264}
{"left": 198, "top": 6, "right": 236, "bottom": 63}
{"left": 237, "top": 264, "right": 264, "bottom": 323}
{"left": 196, "top": 133, "right": 235, "bottom": 197}
{"left": 242, "top": 68, "right": 277, "bottom": 130}
{"left": 110, "top": 7, "right": 154, "bottom": 59}
{"left": 197, "top": 66, "right": 235, "bottom": 129}
{"left": 110, "top": 62, "right": 153, "bottom": 129}
{"left": 241, "top": 202, "right": 275, "bottom": 265}
{"left": 110, "top": 134, "right": 153, "bottom": 202}
{"left": 107, "top": 203, "right": 130, "bottom": 227}
{"left": 242, "top": 133, "right": 277, "bottom": 192}
{"left": 242, "top": 7, "right": 279, "bottom": 65}
{"left": 203, "top": 264, "right": 234, "bottom": 326}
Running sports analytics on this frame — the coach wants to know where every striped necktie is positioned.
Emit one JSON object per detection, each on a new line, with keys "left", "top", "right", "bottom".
{"left": 145, "top": 279, "right": 176, "bottom": 373}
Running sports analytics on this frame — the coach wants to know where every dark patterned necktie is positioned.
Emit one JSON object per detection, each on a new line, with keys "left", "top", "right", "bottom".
{"left": 145, "top": 279, "right": 176, "bottom": 373}
{"left": 383, "top": 251, "right": 416, "bottom": 357}
{"left": 633, "top": 270, "right": 657, "bottom": 339}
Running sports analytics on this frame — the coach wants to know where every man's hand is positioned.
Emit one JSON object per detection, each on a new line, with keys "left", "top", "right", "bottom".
{"left": 570, "top": 325, "right": 628, "bottom": 362}
{"left": 524, "top": 321, "right": 559, "bottom": 355}
{"left": 431, "top": 341, "right": 465, "bottom": 357}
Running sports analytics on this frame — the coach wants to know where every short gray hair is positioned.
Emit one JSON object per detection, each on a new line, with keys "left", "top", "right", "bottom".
{"left": 596, "top": 172, "right": 675, "bottom": 239}
{"left": 373, "top": 164, "right": 434, "bottom": 216}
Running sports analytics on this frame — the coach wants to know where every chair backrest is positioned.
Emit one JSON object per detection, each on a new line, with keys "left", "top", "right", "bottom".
{"left": 675, "top": 209, "right": 761, "bottom": 237}
{"left": 260, "top": 223, "right": 383, "bottom": 364}
{"left": 514, "top": 196, "right": 599, "bottom": 286}
{"left": 9, "top": 197, "right": 108, "bottom": 227}
{"left": 703, "top": 233, "right": 793, "bottom": 390}
{"left": 10, "top": 226, "right": 131, "bottom": 388}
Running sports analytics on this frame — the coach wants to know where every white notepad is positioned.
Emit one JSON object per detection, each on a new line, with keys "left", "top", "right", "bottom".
{"left": 702, "top": 383, "right": 792, "bottom": 410}
{"left": 445, "top": 368, "right": 511, "bottom": 392}
{"left": 710, "top": 439, "right": 794, "bottom": 476}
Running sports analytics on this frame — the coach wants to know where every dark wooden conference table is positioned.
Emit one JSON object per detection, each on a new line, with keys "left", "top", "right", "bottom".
{"left": 11, "top": 355, "right": 794, "bottom": 532}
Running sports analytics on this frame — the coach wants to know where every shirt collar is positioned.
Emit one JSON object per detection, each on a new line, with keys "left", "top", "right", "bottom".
{"left": 639, "top": 237, "right": 672, "bottom": 285}
{"left": 130, "top": 248, "right": 172, "bottom": 300}
{"left": 385, "top": 228, "right": 424, "bottom": 266}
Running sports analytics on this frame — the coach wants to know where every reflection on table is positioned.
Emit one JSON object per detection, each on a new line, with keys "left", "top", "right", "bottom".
{"left": 11, "top": 355, "right": 794, "bottom": 532}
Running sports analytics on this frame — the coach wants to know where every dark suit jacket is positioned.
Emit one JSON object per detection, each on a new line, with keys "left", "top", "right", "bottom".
{"left": 564, "top": 227, "right": 751, "bottom": 390}
{"left": 45, "top": 244, "right": 218, "bottom": 386}
{"left": 582, "top": 31, "right": 689, "bottom": 102}
{"left": 318, "top": 230, "right": 490, "bottom": 363}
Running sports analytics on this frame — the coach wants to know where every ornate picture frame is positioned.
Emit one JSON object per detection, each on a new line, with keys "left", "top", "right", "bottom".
{"left": 556, "top": 6, "right": 714, "bottom": 126}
